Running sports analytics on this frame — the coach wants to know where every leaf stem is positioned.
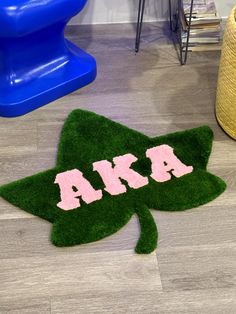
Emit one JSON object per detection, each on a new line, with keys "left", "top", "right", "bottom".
{"left": 135, "top": 206, "right": 158, "bottom": 254}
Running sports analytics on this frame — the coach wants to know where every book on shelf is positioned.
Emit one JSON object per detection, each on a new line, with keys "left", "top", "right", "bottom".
{"left": 182, "top": 36, "right": 220, "bottom": 44}
{"left": 180, "top": 0, "right": 222, "bottom": 51}
{"left": 188, "top": 24, "right": 221, "bottom": 31}
{"left": 183, "top": 43, "right": 222, "bottom": 52}
{"left": 186, "top": 14, "right": 221, "bottom": 26}
{"left": 189, "top": 28, "right": 221, "bottom": 36}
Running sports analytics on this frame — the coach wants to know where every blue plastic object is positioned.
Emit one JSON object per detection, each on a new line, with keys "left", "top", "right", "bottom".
{"left": 0, "top": 0, "right": 97, "bottom": 118}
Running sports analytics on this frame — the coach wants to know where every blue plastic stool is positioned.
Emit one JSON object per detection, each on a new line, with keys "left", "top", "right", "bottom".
{"left": 0, "top": 0, "right": 97, "bottom": 118}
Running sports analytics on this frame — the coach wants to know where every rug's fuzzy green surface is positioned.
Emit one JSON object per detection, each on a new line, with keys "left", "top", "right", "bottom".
{"left": 0, "top": 109, "right": 226, "bottom": 254}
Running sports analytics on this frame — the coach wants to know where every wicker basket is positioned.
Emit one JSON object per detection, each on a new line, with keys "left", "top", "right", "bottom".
{"left": 216, "top": 6, "right": 236, "bottom": 139}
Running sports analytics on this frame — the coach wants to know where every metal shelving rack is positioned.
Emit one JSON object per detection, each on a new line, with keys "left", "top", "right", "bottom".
{"left": 135, "top": 0, "right": 146, "bottom": 53}
{"left": 135, "top": 0, "right": 195, "bottom": 65}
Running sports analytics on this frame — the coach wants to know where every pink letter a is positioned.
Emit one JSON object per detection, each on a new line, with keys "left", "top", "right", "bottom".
{"left": 54, "top": 169, "right": 102, "bottom": 211}
{"left": 146, "top": 145, "right": 193, "bottom": 182}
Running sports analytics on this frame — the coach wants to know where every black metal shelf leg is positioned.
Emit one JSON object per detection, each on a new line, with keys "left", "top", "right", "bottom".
{"left": 169, "top": 0, "right": 172, "bottom": 31}
{"left": 179, "top": 0, "right": 194, "bottom": 65}
{"left": 135, "top": 0, "right": 146, "bottom": 53}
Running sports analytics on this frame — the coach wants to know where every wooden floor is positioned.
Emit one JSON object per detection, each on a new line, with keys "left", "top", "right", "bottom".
{"left": 1, "top": 23, "right": 236, "bottom": 313}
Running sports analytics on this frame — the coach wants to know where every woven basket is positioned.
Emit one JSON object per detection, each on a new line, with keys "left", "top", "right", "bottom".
{"left": 216, "top": 6, "right": 236, "bottom": 139}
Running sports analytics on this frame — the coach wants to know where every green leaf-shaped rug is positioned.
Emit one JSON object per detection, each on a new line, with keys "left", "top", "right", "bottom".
{"left": 0, "top": 109, "right": 226, "bottom": 254}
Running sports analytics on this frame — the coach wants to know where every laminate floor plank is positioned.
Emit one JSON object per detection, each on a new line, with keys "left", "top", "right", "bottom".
{"left": 0, "top": 217, "right": 140, "bottom": 258}
{"left": 0, "top": 251, "right": 161, "bottom": 303}
{"left": 51, "top": 289, "right": 236, "bottom": 314}
{"left": 0, "top": 298, "right": 51, "bottom": 314}
{"left": 157, "top": 243, "right": 236, "bottom": 292}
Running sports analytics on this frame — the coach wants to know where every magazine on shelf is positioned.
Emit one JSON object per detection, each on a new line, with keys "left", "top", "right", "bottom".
{"left": 186, "top": 14, "right": 221, "bottom": 26}
{"left": 182, "top": 36, "right": 220, "bottom": 44}
{"left": 183, "top": 43, "right": 222, "bottom": 51}
{"left": 183, "top": 0, "right": 217, "bottom": 16}
{"left": 179, "top": 5, "right": 221, "bottom": 29}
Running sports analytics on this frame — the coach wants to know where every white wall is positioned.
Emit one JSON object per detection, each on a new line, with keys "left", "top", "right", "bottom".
{"left": 70, "top": 0, "right": 235, "bottom": 25}
{"left": 215, "top": 0, "right": 235, "bottom": 18}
